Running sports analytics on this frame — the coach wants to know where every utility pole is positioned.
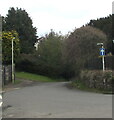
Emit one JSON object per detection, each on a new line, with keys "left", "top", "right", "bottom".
{"left": 12, "top": 37, "right": 15, "bottom": 83}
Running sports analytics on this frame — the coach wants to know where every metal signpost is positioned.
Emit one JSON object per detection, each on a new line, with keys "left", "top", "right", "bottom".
{"left": 97, "top": 43, "right": 105, "bottom": 72}
{"left": 100, "top": 46, "right": 105, "bottom": 71}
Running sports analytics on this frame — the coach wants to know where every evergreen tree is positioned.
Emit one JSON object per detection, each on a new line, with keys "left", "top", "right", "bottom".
{"left": 3, "top": 7, "right": 38, "bottom": 53}
{"left": 86, "top": 15, "right": 113, "bottom": 54}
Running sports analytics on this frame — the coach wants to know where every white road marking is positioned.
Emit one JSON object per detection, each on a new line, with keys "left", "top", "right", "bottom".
{"left": 0, "top": 95, "right": 2, "bottom": 107}
{"left": 0, "top": 102, "right": 2, "bottom": 107}
{"left": 0, "top": 95, "right": 2, "bottom": 99}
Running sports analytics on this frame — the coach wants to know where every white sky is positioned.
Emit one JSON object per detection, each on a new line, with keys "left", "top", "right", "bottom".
{"left": 1, "top": 0, "right": 113, "bottom": 37}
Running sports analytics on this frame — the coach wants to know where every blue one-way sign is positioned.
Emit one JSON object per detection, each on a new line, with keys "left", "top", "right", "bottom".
{"left": 100, "top": 48, "right": 105, "bottom": 56}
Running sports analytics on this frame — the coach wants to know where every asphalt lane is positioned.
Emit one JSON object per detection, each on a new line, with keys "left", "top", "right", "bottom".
{"left": 3, "top": 82, "right": 112, "bottom": 118}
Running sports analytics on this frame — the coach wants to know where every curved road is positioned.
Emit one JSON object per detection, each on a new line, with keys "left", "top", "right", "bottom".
{"left": 3, "top": 82, "right": 112, "bottom": 118}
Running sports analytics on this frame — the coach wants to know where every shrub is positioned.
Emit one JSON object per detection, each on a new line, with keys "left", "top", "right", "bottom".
{"left": 16, "top": 53, "right": 66, "bottom": 78}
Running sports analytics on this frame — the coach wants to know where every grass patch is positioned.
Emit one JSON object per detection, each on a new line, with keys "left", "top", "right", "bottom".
{"left": 15, "top": 72, "right": 66, "bottom": 82}
{"left": 14, "top": 79, "right": 22, "bottom": 84}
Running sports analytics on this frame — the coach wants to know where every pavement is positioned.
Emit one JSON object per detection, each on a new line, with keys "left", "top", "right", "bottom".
{"left": 2, "top": 81, "right": 112, "bottom": 118}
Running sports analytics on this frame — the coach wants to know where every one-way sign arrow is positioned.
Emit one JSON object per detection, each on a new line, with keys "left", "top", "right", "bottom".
{"left": 100, "top": 48, "right": 105, "bottom": 56}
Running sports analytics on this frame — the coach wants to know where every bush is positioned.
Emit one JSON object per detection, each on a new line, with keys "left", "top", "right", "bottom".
{"left": 16, "top": 53, "right": 66, "bottom": 78}
{"left": 15, "top": 54, "right": 37, "bottom": 73}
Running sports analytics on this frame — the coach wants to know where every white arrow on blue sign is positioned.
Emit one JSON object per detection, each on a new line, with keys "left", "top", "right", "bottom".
{"left": 100, "top": 48, "right": 105, "bottom": 56}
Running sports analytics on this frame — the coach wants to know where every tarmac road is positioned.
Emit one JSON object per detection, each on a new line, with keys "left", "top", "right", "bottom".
{"left": 2, "top": 82, "right": 112, "bottom": 118}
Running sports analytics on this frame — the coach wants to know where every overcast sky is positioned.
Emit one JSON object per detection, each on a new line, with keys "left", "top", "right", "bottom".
{"left": 1, "top": 0, "right": 113, "bottom": 37}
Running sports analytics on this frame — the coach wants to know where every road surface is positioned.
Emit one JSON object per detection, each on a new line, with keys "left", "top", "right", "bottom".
{"left": 3, "top": 82, "right": 112, "bottom": 118}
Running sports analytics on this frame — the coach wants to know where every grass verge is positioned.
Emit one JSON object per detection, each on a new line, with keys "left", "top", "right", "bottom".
{"left": 14, "top": 79, "right": 22, "bottom": 84}
{"left": 15, "top": 72, "right": 66, "bottom": 82}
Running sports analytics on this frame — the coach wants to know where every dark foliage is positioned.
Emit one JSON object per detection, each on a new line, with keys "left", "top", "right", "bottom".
{"left": 16, "top": 31, "right": 67, "bottom": 78}
{"left": 63, "top": 26, "right": 107, "bottom": 76}
{"left": 86, "top": 15, "right": 113, "bottom": 54}
{"left": 3, "top": 7, "right": 38, "bottom": 54}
